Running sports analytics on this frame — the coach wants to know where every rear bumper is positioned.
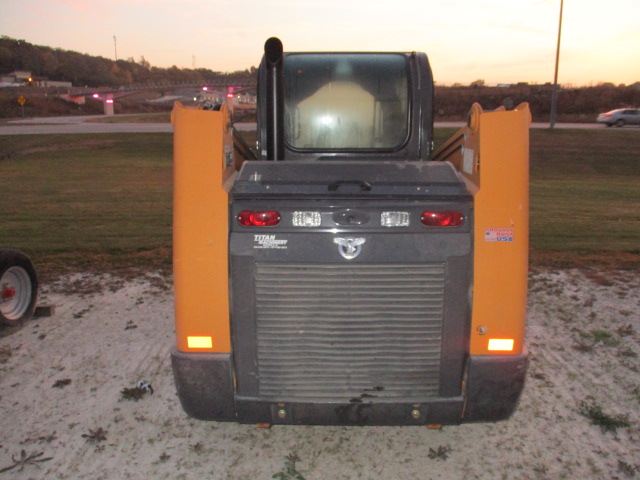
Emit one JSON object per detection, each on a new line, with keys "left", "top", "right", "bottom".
{"left": 171, "top": 349, "right": 528, "bottom": 425}
{"left": 171, "top": 350, "right": 236, "bottom": 421}
{"left": 463, "top": 349, "right": 529, "bottom": 422}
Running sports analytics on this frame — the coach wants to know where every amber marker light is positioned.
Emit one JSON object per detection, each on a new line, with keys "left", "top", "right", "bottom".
{"left": 487, "top": 338, "right": 515, "bottom": 351}
{"left": 187, "top": 336, "right": 213, "bottom": 349}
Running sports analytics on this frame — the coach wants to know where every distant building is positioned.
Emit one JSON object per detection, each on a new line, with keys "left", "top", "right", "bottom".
{"left": 0, "top": 70, "right": 72, "bottom": 88}
{"left": 10, "top": 71, "right": 31, "bottom": 82}
{"left": 1, "top": 71, "right": 28, "bottom": 87}
{"left": 37, "top": 79, "right": 73, "bottom": 88}
{"left": 0, "top": 71, "right": 33, "bottom": 86}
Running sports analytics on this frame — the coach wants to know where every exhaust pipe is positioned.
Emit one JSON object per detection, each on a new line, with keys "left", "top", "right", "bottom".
{"left": 264, "top": 37, "right": 284, "bottom": 161}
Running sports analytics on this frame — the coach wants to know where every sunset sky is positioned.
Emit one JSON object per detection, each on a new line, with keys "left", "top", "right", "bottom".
{"left": 2, "top": 0, "right": 639, "bottom": 86}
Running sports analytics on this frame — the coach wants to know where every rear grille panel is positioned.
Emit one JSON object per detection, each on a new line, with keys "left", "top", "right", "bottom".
{"left": 254, "top": 263, "right": 445, "bottom": 400}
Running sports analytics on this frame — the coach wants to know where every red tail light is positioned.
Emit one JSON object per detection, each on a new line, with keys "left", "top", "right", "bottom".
{"left": 421, "top": 211, "right": 464, "bottom": 227}
{"left": 238, "top": 210, "right": 281, "bottom": 227}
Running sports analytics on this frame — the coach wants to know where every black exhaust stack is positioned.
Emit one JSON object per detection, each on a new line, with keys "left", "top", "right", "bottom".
{"left": 264, "top": 37, "right": 285, "bottom": 161}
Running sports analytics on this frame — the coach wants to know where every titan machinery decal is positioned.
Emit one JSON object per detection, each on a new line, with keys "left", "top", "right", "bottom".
{"left": 485, "top": 227, "right": 514, "bottom": 242}
{"left": 253, "top": 235, "right": 288, "bottom": 250}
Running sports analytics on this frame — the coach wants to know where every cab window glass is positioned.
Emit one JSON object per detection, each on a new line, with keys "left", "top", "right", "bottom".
{"left": 284, "top": 54, "right": 409, "bottom": 150}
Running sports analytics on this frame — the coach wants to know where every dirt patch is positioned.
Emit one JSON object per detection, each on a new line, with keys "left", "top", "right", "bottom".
{"left": 34, "top": 249, "right": 173, "bottom": 286}
{"left": 530, "top": 250, "right": 640, "bottom": 272}
{"left": 0, "top": 269, "right": 638, "bottom": 479}
{"left": 0, "top": 346, "right": 12, "bottom": 363}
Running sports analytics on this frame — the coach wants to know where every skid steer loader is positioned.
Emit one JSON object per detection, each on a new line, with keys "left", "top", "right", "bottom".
{"left": 170, "top": 37, "right": 530, "bottom": 426}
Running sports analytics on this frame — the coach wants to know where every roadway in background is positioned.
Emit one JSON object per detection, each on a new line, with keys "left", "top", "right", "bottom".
{"left": 0, "top": 114, "right": 622, "bottom": 135}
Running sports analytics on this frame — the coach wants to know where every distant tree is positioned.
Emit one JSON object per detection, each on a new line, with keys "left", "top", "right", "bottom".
{"left": 40, "top": 49, "right": 59, "bottom": 74}
{"left": 138, "top": 56, "right": 151, "bottom": 70}
{"left": 0, "top": 36, "right": 261, "bottom": 87}
{"left": 0, "top": 43, "right": 12, "bottom": 70}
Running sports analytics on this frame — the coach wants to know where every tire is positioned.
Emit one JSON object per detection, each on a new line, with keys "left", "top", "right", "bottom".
{"left": 616, "top": 119, "right": 625, "bottom": 128}
{"left": 0, "top": 250, "right": 38, "bottom": 327}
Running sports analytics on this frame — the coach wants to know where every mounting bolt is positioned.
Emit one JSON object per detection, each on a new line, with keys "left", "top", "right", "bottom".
{"left": 477, "top": 326, "right": 488, "bottom": 335}
{"left": 411, "top": 409, "right": 421, "bottom": 419}
{"left": 277, "top": 409, "right": 287, "bottom": 419}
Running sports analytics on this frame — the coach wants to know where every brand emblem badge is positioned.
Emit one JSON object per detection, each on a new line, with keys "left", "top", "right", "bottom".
{"left": 334, "top": 237, "right": 365, "bottom": 260}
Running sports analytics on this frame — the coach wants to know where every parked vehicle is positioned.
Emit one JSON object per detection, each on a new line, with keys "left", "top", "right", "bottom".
{"left": 0, "top": 249, "right": 38, "bottom": 327}
{"left": 597, "top": 108, "right": 640, "bottom": 127}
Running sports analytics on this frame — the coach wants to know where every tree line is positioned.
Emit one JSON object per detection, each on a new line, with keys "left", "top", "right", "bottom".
{"left": 0, "top": 36, "right": 255, "bottom": 87}
{"left": 1, "top": 36, "right": 638, "bottom": 121}
{"left": 435, "top": 83, "right": 640, "bottom": 122}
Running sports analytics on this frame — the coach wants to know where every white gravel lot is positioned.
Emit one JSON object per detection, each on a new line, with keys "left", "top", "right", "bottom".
{"left": 0, "top": 269, "right": 638, "bottom": 479}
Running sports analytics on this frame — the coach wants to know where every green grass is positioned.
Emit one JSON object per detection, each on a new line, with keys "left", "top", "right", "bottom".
{"left": 433, "top": 128, "right": 459, "bottom": 150}
{"left": 577, "top": 399, "right": 631, "bottom": 433}
{"left": 0, "top": 133, "right": 173, "bottom": 275}
{"left": 528, "top": 129, "right": 639, "bottom": 267}
{"left": 434, "top": 127, "right": 640, "bottom": 268}
{"left": 0, "top": 128, "right": 638, "bottom": 275}
{"left": 86, "top": 112, "right": 172, "bottom": 124}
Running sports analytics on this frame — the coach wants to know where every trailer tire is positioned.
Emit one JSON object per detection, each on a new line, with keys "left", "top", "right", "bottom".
{"left": 0, "top": 250, "right": 38, "bottom": 327}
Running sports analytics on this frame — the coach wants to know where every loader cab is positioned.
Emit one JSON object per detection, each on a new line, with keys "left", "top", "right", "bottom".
{"left": 256, "top": 50, "right": 434, "bottom": 161}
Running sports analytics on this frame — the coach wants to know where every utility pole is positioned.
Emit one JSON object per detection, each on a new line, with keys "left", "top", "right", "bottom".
{"left": 113, "top": 35, "right": 118, "bottom": 61}
{"left": 549, "top": 0, "right": 564, "bottom": 129}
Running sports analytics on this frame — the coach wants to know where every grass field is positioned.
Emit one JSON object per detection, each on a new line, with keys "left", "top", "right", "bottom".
{"left": 87, "top": 112, "right": 172, "bottom": 124}
{"left": 0, "top": 128, "right": 638, "bottom": 275}
{"left": 530, "top": 128, "right": 639, "bottom": 268}
{"left": 0, "top": 133, "right": 173, "bottom": 275}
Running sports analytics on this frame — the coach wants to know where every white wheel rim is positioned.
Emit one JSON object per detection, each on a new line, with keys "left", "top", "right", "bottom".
{"left": 0, "top": 266, "right": 32, "bottom": 321}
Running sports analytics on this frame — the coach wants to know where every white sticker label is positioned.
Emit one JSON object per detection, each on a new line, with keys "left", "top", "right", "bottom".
{"left": 463, "top": 148, "right": 474, "bottom": 174}
{"left": 253, "top": 234, "right": 288, "bottom": 249}
{"left": 485, "top": 227, "right": 514, "bottom": 242}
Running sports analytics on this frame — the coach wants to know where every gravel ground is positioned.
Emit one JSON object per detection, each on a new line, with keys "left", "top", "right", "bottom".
{"left": 0, "top": 269, "right": 638, "bottom": 479}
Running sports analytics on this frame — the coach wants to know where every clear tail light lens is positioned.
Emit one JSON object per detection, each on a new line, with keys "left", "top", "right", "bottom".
{"left": 381, "top": 211, "right": 410, "bottom": 227}
{"left": 292, "top": 211, "right": 322, "bottom": 227}
{"left": 421, "top": 211, "right": 464, "bottom": 227}
{"left": 237, "top": 210, "right": 281, "bottom": 227}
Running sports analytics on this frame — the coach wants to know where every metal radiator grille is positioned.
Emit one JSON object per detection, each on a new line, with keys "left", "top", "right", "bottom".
{"left": 254, "top": 263, "right": 445, "bottom": 400}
